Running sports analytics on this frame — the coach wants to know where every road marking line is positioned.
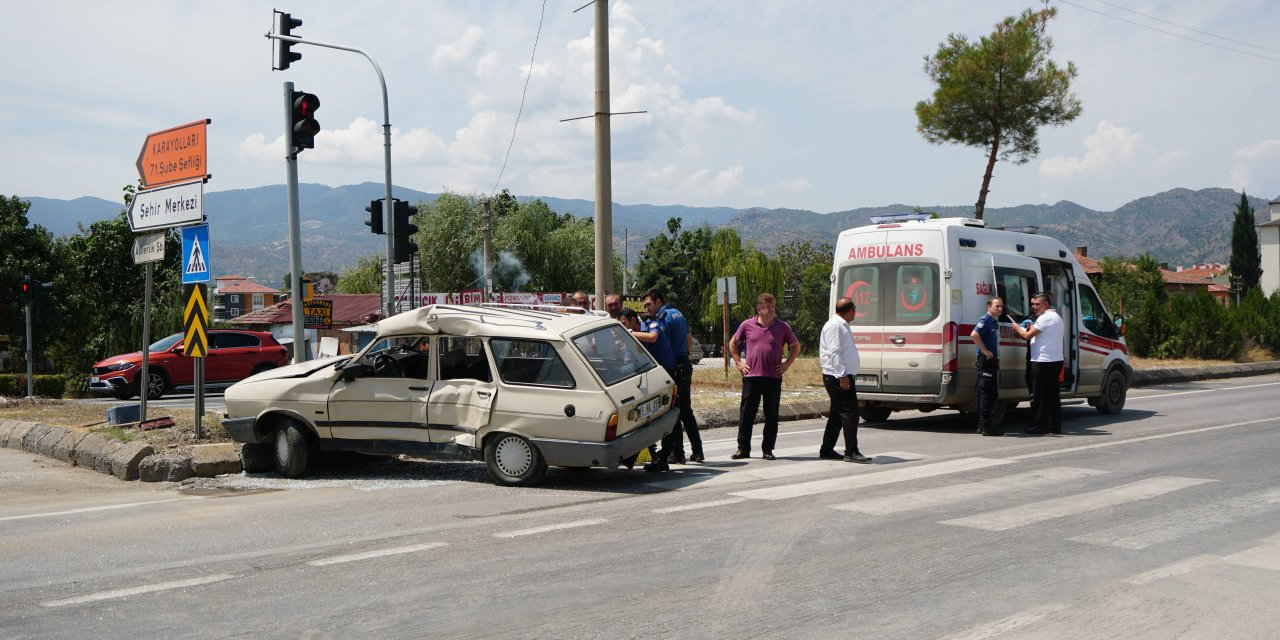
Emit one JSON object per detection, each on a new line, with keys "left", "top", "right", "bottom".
{"left": 652, "top": 498, "right": 745, "bottom": 514}
{"left": 1008, "top": 417, "right": 1278, "bottom": 461}
{"left": 938, "top": 603, "right": 1068, "bottom": 640}
{"left": 308, "top": 542, "right": 448, "bottom": 566}
{"left": 41, "top": 574, "right": 236, "bottom": 608}
{"left": 730, "top": 457, "right": 1013, "bottom": 501}
{"left": 941, "top": 477, "right": 1214, "bottom": 531}
{"left": 1222, "top": 540, "right": 1280, "bottom": 571}
{"left": 648, "top": 452, "right": 924, "bottom": 491}
{"left": 830, "top": 467, "right": 1107, "bottom": 515}
{"left": 1133, "top": 380, "right": 1280, "bottom": 401}
{"left": 1122, "top": 555, "right": 1221, "bottom": 585}
{"left": 493, "top": 518, "right": 608, "bottom": 539}
{"left": 0, "top": 496, "right": 206, "bottom": 522}
{"left": 1071, "top": 487, "right": 1280, "bottom": 549}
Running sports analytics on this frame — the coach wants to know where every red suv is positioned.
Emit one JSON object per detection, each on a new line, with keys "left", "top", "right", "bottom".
{"left": 88, "top": 330, "right": 288, "bottom": 400}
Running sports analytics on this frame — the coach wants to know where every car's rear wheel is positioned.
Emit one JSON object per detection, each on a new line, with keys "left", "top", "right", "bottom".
{"left": 241, "top": 442, "right": 274, "bottom": 473}
{"left": 273, "top": 422, "right": 311, "bottom": 478}
{"left": 860, "top": 406, "right": 892, "bottom": 423}
{"left": 484, "top": 433, "right": 547, "bottom": 487}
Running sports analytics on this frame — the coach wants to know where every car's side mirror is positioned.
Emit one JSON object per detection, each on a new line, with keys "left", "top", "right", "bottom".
{"left": 1113, "top": 314, "right": 1126, "bottom": 336}
{"left": 339, "top": 362, "right": 373, "bottom": 382}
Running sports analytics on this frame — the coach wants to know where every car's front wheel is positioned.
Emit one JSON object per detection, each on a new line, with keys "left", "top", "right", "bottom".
{"left": 241, "top": 442, "right": 274, "bottom": 473}
{"left": 142, "top": 371, "right": 166, "bottom": 400}
{"left": 273, "top": 422, "right": 311, "bottom": 478}
{"left": 484, "top": 433, "right": 547, "bottom": 487}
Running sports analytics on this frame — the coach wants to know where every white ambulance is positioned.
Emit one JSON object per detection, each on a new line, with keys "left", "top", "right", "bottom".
{"left": 830, "top": 214, "right": 1130, "bottom": 428}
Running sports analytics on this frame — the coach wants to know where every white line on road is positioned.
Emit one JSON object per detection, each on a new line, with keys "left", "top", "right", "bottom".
{"left": 1008, "top": 417, "right": 1278, "bottom": 461}
{"left": 0, "top": 496, "right": 206, "bottom": 522}
{"left": 1121, "top": 555, "right": 1221, "bottom": 585}
{"left": 1222, "top": 540, "right": 1280, "bottom": 571}
{"left": 938, "top": 603, "right": 1068, "bottom": 640}
{"left": 1132, "top": 380, "right": 1280, "bottom": 401}
{"left": 41, "top": 574, "right": 237, "bottom": 608}
{"left": 941, "top": 477, "right": 1215, "bottom": 531}
{"left": 830, "top": 467, "right": 1108, "bottom": 515}
{"left": 730, "top": 457, "right": 1013, "bottom": 501}
{"left": 1070, "top": 487, "right": 1280, "bottom": 549}
{"left": 652, "top": 498, "right": 745, "bottom": 514}
{"left": 493, "top": 518, "right": 608, "bottom": 539}
{"left": 308, "top": 542, "right": 448, "bottom": 567}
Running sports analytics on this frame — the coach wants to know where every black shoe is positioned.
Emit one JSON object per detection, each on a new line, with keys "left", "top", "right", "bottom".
{"left": 819, "top": 449, "right": 844, "bottom": 460}
{"left": 844, "top": 453, "right": 873, "bottom": 464}
{"left": 731, "top": 449, "right": 750, "bottom": 459}
{"left": 1023, "top": 428, "right": 1045, "bottom": 436}
{"left": 668, "top": 452, "right": 687, "bottom": 465}
{"left": 762, "top": 451, "right": 776, "bottom": 460}
{"left": 643, "top": 459, "right": 670, "bottom": 472}
{"left": 979, "top": 428, "right": 1005, "bottom": 437}
{"left": 689, "top": 453, "right": 705, "bottom": 463}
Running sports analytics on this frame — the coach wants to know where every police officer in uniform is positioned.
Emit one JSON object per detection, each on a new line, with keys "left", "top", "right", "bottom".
{"left": 970, "top": 297, "right": 1005, "bottom": 436}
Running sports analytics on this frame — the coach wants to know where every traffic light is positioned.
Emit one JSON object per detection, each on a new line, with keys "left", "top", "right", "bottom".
{"left": 274, "top": 11, "right": 303, "bottom": 71}
{"left": 393, "top": 199, "right": 419, "bottom": 263}
{"left": 18, "top": 275, "right": 32, "bottom": 305}
{"left": 290, "top": 90, "right": 321, "bottom": 153}
{"left": 365, "top": 199, "right": 384, "bottom": 234}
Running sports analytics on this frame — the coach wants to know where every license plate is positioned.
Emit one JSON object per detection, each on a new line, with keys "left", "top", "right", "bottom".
{"left": 855, "top": 375, "right": 878, "bottom": 387}
{"left": 90, "top": 376, "right": 100, "bottom": 383}
{"left": 635, "top": 396, "right": 661, "bottom": 421}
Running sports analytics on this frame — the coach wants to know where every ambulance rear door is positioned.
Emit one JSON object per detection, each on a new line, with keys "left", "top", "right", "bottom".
{"left": 992, "top": 253, "right": 1040, "bottom": 400}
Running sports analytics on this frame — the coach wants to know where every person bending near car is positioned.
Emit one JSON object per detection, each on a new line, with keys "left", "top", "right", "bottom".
{"left": 971, "top": 297, "right": 1005, "bottom": 437}
{"left": 1011, "top": 292, "right": 1064, "bottom": 435}
{"left": 643, "top": 289, "right": 703, "bottom": 465}
{"left": 818, "top": 297, "right": 872, "bottom": 463}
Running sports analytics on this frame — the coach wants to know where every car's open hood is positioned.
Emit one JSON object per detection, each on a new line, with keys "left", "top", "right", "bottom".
{"left": 237, "top": 355, "right": 349, "bottom": 384}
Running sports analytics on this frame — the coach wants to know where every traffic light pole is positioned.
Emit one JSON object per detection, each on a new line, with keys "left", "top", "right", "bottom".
{"left": 267, "top": 32, "right": 395, "bottom": 318}
{"left": 24, "top": 299, "right": 33, "bottom": 398}
{"left": 284, "top": 81, "right": 307, "bottom": 364}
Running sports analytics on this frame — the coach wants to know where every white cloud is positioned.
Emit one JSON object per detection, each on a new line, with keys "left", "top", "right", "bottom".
{"left": 432, "top": 25, "right": 485, "bottom": 69}
{"left": 1038, "top": 120, "right": 1146, "bottom": 179}
{"left": 1229, "top": 139, "right": 1280, "bottom": 191}
{"left": 778, "top": 177, "right": 811, "bottom": 192}
{"left": 237, "top": 118, "right": 447, "bottom": 166}
{"left": 684, "top": 162, "right": 746, "bottom": 197}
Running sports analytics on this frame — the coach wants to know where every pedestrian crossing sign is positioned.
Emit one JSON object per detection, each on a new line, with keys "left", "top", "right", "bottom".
{"left": 181, "top": 224, "right": 210, "bottom": 284}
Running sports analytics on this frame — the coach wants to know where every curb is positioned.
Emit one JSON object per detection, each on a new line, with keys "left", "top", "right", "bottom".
{"left": 6, "top": 361, "right": 1279, "bottom": 482}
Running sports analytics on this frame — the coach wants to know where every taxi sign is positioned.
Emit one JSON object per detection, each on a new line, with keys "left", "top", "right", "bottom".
{"left": 137, "top": 120, "right": 209, "bottom": 189}
{"left": 181, "top": 224, "right": 210, "bottom": 284}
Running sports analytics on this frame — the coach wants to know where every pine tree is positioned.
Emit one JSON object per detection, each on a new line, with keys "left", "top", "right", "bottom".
{"left": 1229, "top": 192, "right": 1262, "bottom": 294}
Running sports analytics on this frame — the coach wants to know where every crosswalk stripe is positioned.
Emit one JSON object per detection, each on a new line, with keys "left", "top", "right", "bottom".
{"left": 730, "top": 457, "right": 1013, "bottom": 501}
{"left": 1070, "top": 487, "right": 1280, "bottom": 549}
{"left": 941, "top": 477, "right": 1215, "bottom": 531}
{"left": 652, "top": 498, "right": 745, "bottom": 514}
{"left": 1121, "top": 555, "right": 1221, "bottom": 585}
{"left": 1222, "top": 540, "right": 1280, "bottom": 571}
{"left": 830, "top": 467, "right": 1107, "bottom": 515}
{"left": 937, "top": 603, "right": 1068, "bottom": 640}
{"left": 647, "top": 451, "right": 925, "bottom": 491}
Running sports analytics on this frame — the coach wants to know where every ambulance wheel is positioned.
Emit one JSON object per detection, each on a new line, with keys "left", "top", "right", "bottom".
{"left": 861, "top": 406, "right": 892, "bottom": 423}
{"left": 1095, "top": 369, "right": 1127, "bottom": 415}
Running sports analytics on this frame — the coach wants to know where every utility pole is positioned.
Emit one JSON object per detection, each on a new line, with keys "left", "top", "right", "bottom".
{"left": 482, "top": 199, "right": 494, "bottom": 301}
{"left": 592, "top": 0, "right": 613, "bottom": 310}
{"left": 623, "top": 227, "right": 629, "bottom": 295}
{"left": 283, "top": 81, "right": 307, "bottom": 363}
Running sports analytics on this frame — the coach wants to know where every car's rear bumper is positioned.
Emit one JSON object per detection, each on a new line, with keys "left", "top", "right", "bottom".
{"left": 530, "top": 408, "right": 678, "bottom": 469}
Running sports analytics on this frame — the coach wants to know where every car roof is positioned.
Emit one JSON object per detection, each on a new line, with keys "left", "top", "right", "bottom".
{"left": 376, "top": 304, "right": 614, "bottom": 341}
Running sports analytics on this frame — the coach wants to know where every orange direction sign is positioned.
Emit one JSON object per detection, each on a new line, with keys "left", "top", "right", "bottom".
{"left": 137, "top": 120, "right": 209, "bottom": 189}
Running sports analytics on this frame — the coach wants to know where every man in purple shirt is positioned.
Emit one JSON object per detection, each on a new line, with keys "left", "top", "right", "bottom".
{"left": 728, "top": 292, "right": 800, "bottom": 460}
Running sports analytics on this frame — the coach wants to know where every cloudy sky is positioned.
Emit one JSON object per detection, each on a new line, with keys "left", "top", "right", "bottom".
{"left": 3, "top": 0, "right": 1279, "bottom": 225}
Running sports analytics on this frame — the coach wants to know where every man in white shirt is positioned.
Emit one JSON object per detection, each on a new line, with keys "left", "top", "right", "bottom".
{"left": 1011, "top": 292, "right": 1065, "bottom": 435}
{"left": 818, "top": 297, "right": 872, "bottom": 463}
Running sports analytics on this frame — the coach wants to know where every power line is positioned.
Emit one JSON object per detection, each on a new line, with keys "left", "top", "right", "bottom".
{"left": 1057, "top": 0, "right": 1280, "bottom": 63}
{"left": 491, "top": 0, "right": 548, "bottom": 198}
{"left": 1084, "top": 0, "right": 1280, "bottom": 54}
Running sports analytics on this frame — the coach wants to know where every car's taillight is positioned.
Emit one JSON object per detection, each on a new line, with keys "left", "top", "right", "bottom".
{"left": 605, "top": 413, "right": 618, "bottom": 441}
{"left": 942, "top": 321, "right": 957, "bottom": 372}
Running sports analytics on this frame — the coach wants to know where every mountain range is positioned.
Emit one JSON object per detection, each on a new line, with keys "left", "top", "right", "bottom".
{"left": 20, "top": 183, "right": 1275, "bottom": 286}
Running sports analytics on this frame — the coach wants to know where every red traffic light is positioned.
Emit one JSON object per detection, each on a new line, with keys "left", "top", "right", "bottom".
{"left": 297, "top": 93, "right": 318, "bottom": 118}
{"left": 290, "top": 91, "right": 321, "bottom": 152}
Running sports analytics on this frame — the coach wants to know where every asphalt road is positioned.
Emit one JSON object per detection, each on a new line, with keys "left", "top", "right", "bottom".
{"left": 4, "top": 374, "right": 1280, "bottom": 639}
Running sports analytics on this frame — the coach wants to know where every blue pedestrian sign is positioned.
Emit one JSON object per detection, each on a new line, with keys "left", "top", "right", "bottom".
{"left": 181, "top": 224, "right": 210, "bottom": 284}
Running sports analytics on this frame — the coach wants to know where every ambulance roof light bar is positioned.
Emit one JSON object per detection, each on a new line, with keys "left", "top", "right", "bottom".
{"left": 870, "top": 212, "right": 932, "bottom": 224}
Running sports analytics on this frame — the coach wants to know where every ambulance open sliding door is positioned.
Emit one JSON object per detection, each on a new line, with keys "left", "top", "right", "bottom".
{"left": 992, "top": 254, "right": 1039, "bottom": 399}
{"left": 1038, "top": 261, "right": 1077, "bottom": 390}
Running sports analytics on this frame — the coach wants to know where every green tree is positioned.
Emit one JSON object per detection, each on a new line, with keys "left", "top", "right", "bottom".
{"left": 337, "top": 255, "right": 384, "bottom": 294}
{"left": 1229, "top": 191, "right": 1262, "bottom": 295}
{"left": 632, "top": 217, "right": 713, "bottom": 313}
{"left": 777, "top": 240, "right": 834, "bottom": 353}
{"left": 415, "top": 192, "right": 481, "bottom": 291}
{"left": 0, "top": 195, "right": 56, "bottom": 370}
{"left": 494, "top": 199, "right": 601, "bottom": 292}
{"left": 1094, "top": 254, "right": 1167, "bottom": 358}
{"left": 696, "top": 228, "right": 785, "bottom": 349}
{"left": 915, "top": 2, "right": 1080, "bottom": 220}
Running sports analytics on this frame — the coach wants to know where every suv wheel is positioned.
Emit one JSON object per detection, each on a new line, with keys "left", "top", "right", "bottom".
{"left": 273, "top": 422, "right": 311, "bottom": 478}
{"left": 143, "top": 371, "right": 166, "bottom": 400}
{"left": 484, "top": 433, "right": 547, "bottom": 487}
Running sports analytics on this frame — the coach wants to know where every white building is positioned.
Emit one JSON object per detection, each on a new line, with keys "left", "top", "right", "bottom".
{"left": 1261, "top": 199, "right": 1280, "bottom": 296}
